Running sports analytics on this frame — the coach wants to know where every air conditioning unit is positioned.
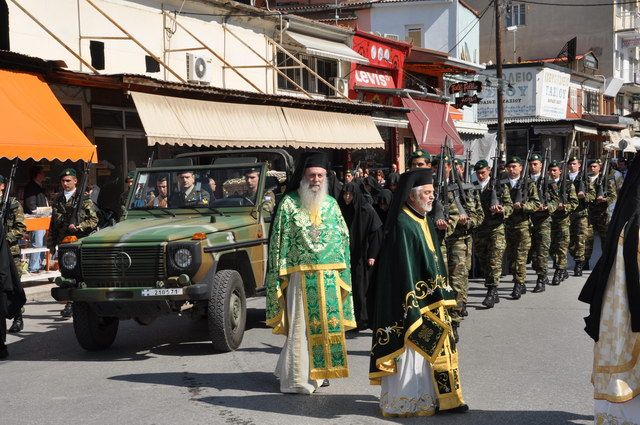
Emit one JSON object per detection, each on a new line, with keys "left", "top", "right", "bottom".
{"left": 384, "top": 33, "right": 400, "bottom": 41}
{"left": 331, "top": 77, "right": 349, "bottom": 98}
{"left": 186, "top": 52, "right": 212, "bottom": 85}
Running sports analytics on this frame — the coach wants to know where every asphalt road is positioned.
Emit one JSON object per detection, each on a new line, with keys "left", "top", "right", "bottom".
{"left": 2, "top": 261, "right": 597, "bottom": 425}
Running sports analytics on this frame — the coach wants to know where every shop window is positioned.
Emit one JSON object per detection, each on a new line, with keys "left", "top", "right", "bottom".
{"left": 0, "top": 0, "right": 9, "bottom": 51}
{"left": 582, "top": 90, "right": 599, "bottom": 114}
{"left": 90, "top": 40, "right": 105, "bottom": 70}
{"left": 406, "top": 27, "right": 422, "bottom": 47}
{"left": 316, "top": 58, "right": 337, "bottom": 96}
{"left": 506, "top": 3, "right": 525, "bottom": 27}
{"left": 505, "top": 128, "right": 528, "bottom": 158}
{"left": 276, "top": 52, "right": 338, "bottom": 95}
{"left": 92, "top": 107, "right": 143, "bottom": 131}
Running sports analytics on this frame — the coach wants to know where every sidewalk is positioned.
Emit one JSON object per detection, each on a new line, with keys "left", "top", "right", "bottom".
{"left": 22, "top": 277, "right": 57, "bottom": 302}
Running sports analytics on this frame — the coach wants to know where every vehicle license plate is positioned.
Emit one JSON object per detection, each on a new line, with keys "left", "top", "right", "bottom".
{"left": 141, "top": 288, "right": 184, "bottom": 297}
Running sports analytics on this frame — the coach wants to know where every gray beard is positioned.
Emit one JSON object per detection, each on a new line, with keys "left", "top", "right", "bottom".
{"left": 298, "top": 179, "right": 328, "bottom": 212}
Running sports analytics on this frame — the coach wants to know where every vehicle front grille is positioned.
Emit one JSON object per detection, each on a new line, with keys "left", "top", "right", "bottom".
{"left": 81, "top": 245, "right": 166, "bottom": 288}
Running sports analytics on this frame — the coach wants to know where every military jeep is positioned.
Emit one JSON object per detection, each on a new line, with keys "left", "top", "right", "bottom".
{"left": 52, "top": 150, "right": 292, "bottom": 352}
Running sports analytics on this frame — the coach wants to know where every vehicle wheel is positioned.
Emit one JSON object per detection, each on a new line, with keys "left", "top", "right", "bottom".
{"left": 208, "top": 270, "right": 246, "bottom": 352}
{"left": 72, "top": 302, "right": 119, "bottom": 351}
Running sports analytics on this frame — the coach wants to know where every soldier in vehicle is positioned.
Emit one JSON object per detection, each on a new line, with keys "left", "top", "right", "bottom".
{"left": 146, "top": 175, "right": 169, "bottom": 208}
{"left": 0, "top": 175, "right": 26, "bottom": 333}
{"left": 48, "top": 168, "right": 98, "bottom": 318}
{"left": 170, "top": 170, "right": 210, "bottom": 207}
{"left": 243, "top": 168, "right": 275, "bottom": 215}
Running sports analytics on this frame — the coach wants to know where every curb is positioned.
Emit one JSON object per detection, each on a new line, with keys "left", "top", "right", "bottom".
{"left": 24, "top": 283, "right": 57, "bottom": 303}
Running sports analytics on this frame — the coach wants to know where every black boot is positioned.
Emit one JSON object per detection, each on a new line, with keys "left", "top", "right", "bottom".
{"left": 0, "top": 345, "right": 7, "bottom": 360}
{"left": 482, "top": 287, "right": 496, "bottom": 308}
{"left": 533, "top": 275, "right": 547, "bottom": 293}
{"left": 574, "top": 261, "right": 583, "bottom": 277}
{"left": 551, "top": 269, "right": 562, "bottom": 286}
{"left": 60, "top": 302, "right": 73, "bottom": 318}
{"left": 583, "top": 260, "right": 590, "bottom": 271}
{"left": 8, "top": 316, "right": 23, "bottom": 333}
{"left": 520, "top": 282, "right": 527, "bottom": 294}
{"left": 493, "top": 287, "right": 500, "bottom": 304}
{"left": 560, "top": 269, "right": 569, "bottom": 282}
{"left": 461, "top": 302, "right": 468, "bottom": 317}
{"left": 511, "top": 283, "right": 522, "bottom": 300}
{"left": 452, "top": 322, "right": 460, "bottom": 343}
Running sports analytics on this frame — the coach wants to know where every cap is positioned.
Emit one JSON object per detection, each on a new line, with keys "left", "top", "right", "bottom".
{"left": 548, "top": 160, "right": 560, "bottom": 169}
{"left": 344, "top": 169, "right": 353, "bottom": 176}
{"left": 453, "top": 158, "right": 463, "bottom": 167}
{"left": 432, "top": 154, "right": 451, "bottom": 164}
{"left": 568, "top": 155, "right": 580, "bottom": 163}
{"left": 474, "top": 159, "right": 489, "bottom": 171}
{"left": 506, "top": 156, "right": 522, "bottom": 165}
{"left": 59, "top": 168, "right": 77, "bottom": 179}
{"left": 410, "top": 149, "right": 431, "bottom": 162}
{"left": 126, "top": 171, "right": 136, "bottom": 180}
{"left": 529, "top": 154, "right": 543, "bottom": 162}
{"left": 588, "top": 159, "right": 602, "bottom": 166}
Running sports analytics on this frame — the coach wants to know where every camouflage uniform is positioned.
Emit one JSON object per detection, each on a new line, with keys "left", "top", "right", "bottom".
{"left": 529, "top": 175, "right": 556, "bottom": 284}
{"left": 47, "top": 192, "right": 99, "bottom": 251}
{"left": 169, "top": 186, "right": 211, "bottom": 208}
{"left": 505, "top": 178, "right": 540, "bottom": 296}
{"left": 585, "top": 173, "right": 617, "bottom": 265}
{"left": 569, "top": 174, "right": 595, "bottom": 273}
{"left": 548, "top": 176, "right": 578, "bottom": 284}
{"left": 0, "top": 197, "right": 26, "bottom": 277}
{"left": 243, "top": 189, "right": 276, "bottom": 216}
{"left": 447, "top": 186, "right": 483, "bottom": 324}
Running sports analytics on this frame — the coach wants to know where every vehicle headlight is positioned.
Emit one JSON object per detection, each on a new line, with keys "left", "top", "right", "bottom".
{"left": 173, "top": 248, "right": 193, "bottom": 269}
{"left": 61, "top": 251, "right": 78, "bottom": 270}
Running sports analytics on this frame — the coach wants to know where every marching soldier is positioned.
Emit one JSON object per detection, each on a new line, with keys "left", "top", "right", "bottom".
{"left": 505, "top": 156, "right": 541, "bottom": 299}
{"left": 473, "top": 160, "right": 513, "bottom": 308}
{"left": 0, "top": 175, "right": 26, "bottom": 333}
{"left": 430, "top": 154, "right": 460, "bottom": 268}
{"left": 408, "top": 149, "right": 432, "bottom": 169}
{"left": 584, "top": 159, "right": 616, "bottom": 269}
{"left": 547, "top": 161, "right": 578, "bottom": 285}
{"left": 568, "top": 155, "right": 594, "bottom": 277}
{"left": 446, "top": 160, "right": 483, "bottom": 341}
{"left": 48, "top": 168, "right": 98, "bottom": 318}
{"left": 528, "top": 154, "right": 554, "bottom": 292}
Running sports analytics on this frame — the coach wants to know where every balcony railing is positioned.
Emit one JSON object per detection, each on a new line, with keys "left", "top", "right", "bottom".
{"left": 616, "top": 10, "right": 640, "bottom": 31}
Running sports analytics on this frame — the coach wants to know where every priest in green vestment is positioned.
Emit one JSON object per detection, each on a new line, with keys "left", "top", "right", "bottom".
{"left": 266, "top": 152, "right": 356, "bottom": 394}
{"left": 369, "top": 168, "right": 467, "bottom": 416}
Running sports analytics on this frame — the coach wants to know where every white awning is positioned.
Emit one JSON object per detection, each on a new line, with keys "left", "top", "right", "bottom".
{"left": 284, "top": 31, "right": 369, "bottom": 65}
{"left": 131, "top": 92, "right": 383, "bottom": 149}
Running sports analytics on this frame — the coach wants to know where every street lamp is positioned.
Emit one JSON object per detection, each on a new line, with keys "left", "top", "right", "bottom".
{"left": 507, "top": 25, "right": 518, "bottom": 63}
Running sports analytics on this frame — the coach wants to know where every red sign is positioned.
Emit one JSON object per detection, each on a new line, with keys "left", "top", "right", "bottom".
{"left": 354, "top": 68, "right": 396, "bottom": 89}
{"left": 449, "top": 81, "right": 482, "bottom": 94}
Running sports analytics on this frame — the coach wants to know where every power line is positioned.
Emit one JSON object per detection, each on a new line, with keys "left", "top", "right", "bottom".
{"left": 519, "top": 0, "right": 633, "bottom": 6}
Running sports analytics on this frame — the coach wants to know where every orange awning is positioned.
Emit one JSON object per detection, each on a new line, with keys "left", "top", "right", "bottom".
{"left": 0, "top": 70, "right": 96, "bottom": 162}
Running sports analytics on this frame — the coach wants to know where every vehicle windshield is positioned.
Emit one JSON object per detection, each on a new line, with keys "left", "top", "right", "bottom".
{"left": 128, "top": 165, "right": 283, "bottom": 210}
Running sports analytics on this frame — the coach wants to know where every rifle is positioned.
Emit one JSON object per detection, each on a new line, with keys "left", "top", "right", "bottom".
{"left": 576, "top": 144, "right": 589, "bottom": 196}
{"left": 489, "top": 144, "right": 501, "bottom": 208}
{"left": 514, "top": 147, "right": 534, "bottom": 205}
{"left": 446, "top": 145, "right": 469, "bottom": 218}
{"left": 463, "top": 149, "right": 472, "bottom": 184}
{"left": 432, "top": 143, "right": 449, "bottom": 222}
{"left": 146, "top": 150, "right": 155, "bottom": 168}
{"left": 0, "top": 159, "right": 18, "bottom": 226}
{"left": 71, "top": 154, "right": 94, "bottom": 227}
{"left": 537, "top": 145, "right": 550, "bottom": 205}
{"left": 559, "top": 146, "right": 574, "bottom": 205}
{"left": 595, "top": 149, "right": 612, "bottom": 198}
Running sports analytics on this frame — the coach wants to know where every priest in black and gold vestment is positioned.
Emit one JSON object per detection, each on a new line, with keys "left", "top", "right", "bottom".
{"left": 369, "top": 168, "right": 467, "bottom": 417}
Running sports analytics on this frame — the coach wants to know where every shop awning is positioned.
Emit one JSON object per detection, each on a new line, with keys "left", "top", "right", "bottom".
{"left": 0, "top": 69, "right": 96, "bottom": 162}
{"left": 284, "top": 31, "right": 369, "bottom": 65}
{"left": 402, "top": 98, "right": 464, "bottom": 154}
{"left": 131, "top": 92, "right": 384, "bottom": 149}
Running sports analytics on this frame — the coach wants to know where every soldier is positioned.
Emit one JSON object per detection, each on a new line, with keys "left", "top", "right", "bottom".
{"left": 430, "top": 153, "right": 460, "bottom": 268}
{"left": 118, "top": 171, "right": 135, "bottom": 220}
{"left": 446, "top": 159, "right": 483, "bottom": 341}
{"left": 242, "top": 168, "right": 275, "bottom": 216}
{"left": 0, "top": 175, "right": 26, "bottom": 333}
{"left": 408, "top": 149, "right": 431, "bottom": 169}
{"left": 584, "top": 159, "right": 617, "bottom": 270}
{"left": 48, "top": 168, "right": 99, "bottom": 318}
{"left": 473, "top": 160, "right": 513, "bottom": 308}
{"left": 504, "top": 156, "right": 541, "bottom": 299}
{"left": 528, "top": 154, "right": 554, "bottom": 292}
{"left": 548, "top": 161, "right": 578, "bottom": 285}
{"left": 170, "top": 170, "right": 210, "bottom": 207}
{"left": 146, "top": 175, "right": 169, "bottom": 208}
{"left": 568, "top": 155, "right": 594, "bottom": 277}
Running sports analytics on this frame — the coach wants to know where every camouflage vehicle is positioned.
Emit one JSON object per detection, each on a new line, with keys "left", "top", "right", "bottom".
{"left": 52, "top": 150, "right": 293, "bottom": 352}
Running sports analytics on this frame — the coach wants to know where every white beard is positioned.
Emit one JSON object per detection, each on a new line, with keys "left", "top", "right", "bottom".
{"left": 298, "top": 178, "right": 328, "bottom": 213}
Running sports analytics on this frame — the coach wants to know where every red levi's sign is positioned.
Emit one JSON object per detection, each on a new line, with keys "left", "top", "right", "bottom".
{"left": 354, "top": 67, "right": 396, "bottom": 89}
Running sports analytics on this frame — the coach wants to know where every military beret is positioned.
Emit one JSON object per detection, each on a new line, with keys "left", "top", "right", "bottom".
{"left": 410, "top": 149, "right": 431, "bottom": 161}
{"left": 344, "top": 170, "right": 353, "bottom": 176}
{"left": 474, "top": 159, "right": 489, "bottom": 171}
{"left": 453, "top": 158, "right": 463, "bottom": 166}
{"left": 435, "top": 154, "right": 451, "bottom": 164}
{"left": 59, "top": 168, "right": 77, "bottom": 179}
{"left": 529, "top": 154, "right": 542, "bottom": 162}
{"left": 244, "top": 167, "right": 260, "bottom": 174}
{"left": 126, "top": 171, "right": 136, "bottom": 180}
{"left": 506, "top": 156, "right": 522, "bottom": 165}
{"left": 548, "top": 160, "right": 560, "bottom": 169}
{"left": 0, "top": 175, "right": 5, "bottom": 184}
{"left": 567, "top": 155, "right": 580, "bottom": 163}
{"left": 588, "top": 159, "right": 602, "bottom": 166}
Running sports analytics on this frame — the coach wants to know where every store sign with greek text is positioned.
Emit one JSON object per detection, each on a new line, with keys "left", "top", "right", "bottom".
{"left": 537, "top": 68, "right": 571, "bottom": 120}
{"left": 477, "top": 67, "right": 537, "bottom": 120}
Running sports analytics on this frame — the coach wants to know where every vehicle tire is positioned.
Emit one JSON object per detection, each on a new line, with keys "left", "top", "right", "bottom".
{"left": 72, "top": 302, "right": 119, "bottom": 351}
{"left": 208, "top": 270, "right": 246, "bottom": 352}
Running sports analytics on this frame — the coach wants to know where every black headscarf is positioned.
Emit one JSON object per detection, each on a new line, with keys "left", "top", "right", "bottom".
{"left": 579, "top": 154, "right": 640, "bottom": 341}
{"left": 383, "top": 169, "right": 433, "bottom": 241}
{"left": 338, "top": 181, "right": 362, "bottom": 228}
{"left": 374, "top": 189, "right": 393, "bottom": 224}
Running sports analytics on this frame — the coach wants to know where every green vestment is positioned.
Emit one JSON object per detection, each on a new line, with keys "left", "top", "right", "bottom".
{"left": 266, "top": 192, "right": 356, "bottom": 379}
{"left": 370, "top": 206, "right": 464, "bottom": 410}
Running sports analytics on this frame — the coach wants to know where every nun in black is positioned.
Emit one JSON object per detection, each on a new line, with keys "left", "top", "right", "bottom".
{"left": 374, "top": 189, "right": 393, "bottom": 224}
{"left": 0, "top": 220, "right": 25, "bottom": 359}
{"left": 338, "top": 182, "right": 383, "bottom": 330}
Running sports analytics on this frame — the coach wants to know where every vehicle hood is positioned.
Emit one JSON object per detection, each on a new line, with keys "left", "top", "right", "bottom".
{"left": 81, "top": 215, "right": 253, "bottom": 244}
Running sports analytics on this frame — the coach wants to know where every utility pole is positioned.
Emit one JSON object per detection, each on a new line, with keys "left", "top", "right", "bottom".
{"left": 495, "top": 0, "right": 506, "bottom": 160}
